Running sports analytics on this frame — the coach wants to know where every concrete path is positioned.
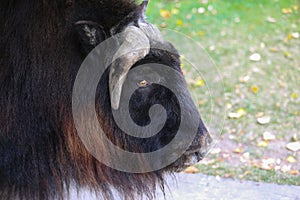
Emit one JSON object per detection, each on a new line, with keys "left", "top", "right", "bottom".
{"left": 156, "top": 173, "right": 300, "bottom": 200}
{"left": 70, "top": 173, "right": 300, "bottom": 200}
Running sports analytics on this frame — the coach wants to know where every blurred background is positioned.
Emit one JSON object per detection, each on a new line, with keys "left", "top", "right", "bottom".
{"left": 143, "top": 0, "right": 300, "bottom": 185}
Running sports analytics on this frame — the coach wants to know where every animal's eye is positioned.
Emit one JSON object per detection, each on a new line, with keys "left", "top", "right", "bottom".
{"left": 138, "top": 80, "right": 149, "bottom": 87}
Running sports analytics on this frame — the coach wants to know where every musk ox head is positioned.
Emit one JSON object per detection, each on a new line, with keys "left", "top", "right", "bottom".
{"left": 0, "top": 0, "right": 212, "bottom": 200}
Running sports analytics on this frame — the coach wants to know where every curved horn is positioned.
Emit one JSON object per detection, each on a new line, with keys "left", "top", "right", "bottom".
{"left": 109, "top": 26, "right": 150, "bottom": 110}
{"left": 138, "top": 22, "right": 163, "bottom": 42}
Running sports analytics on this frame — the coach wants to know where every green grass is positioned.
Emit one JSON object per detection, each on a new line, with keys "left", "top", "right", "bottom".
{"left": 144, "top": 0, "right": 300, "bottom": 184}
{"left": 196, "top": 162, "right": 300, "bottom": 186}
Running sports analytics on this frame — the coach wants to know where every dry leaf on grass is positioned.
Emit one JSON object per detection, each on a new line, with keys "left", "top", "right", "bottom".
{"left": 257, "top": 141, "right": 268, "bottom": 147}
{"left": 286, "top": 142, "right": 300, "bottom": 152}
{"left": 257, "top": 116, "right": 271, "bottom": 125}
{"left": 289, "top": 170, "right": 299, "bottom": 175}
{"left": 286, "top": 156, "right": 296, "bottom": 163}
{"left": 266, "top": 16, "right": 276, "bottom": 23}
{"left": 233, "top": 147, "right": 243, "bottom": 154}
{"left": 249, "top": 53, "right": 261, "bottom": 61}
{"left": 282, "top": 8, "right": 293, "bottom": 14}
{"left": 160, "top": 9, "right": 171, "bottom": 18}
{"left": 228, "top": 108, "right": 246, "bottom": 119}
{"left": 184, "top": 166, "right": 199, "bottom": 174}
{"left": 263, "top": 132, "right": 276, "bottom": 141}
{"left": 250, "top": 85, "right": 259, "bottom": 94}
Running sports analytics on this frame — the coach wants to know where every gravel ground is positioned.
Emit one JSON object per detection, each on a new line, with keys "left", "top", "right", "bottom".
{"left": 70, "top": 173, "right": 300, "bottom": 200}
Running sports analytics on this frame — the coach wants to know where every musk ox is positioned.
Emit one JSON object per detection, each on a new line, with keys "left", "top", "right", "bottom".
{"left": 0, "top": 0, "right": 212, "bottom": 199}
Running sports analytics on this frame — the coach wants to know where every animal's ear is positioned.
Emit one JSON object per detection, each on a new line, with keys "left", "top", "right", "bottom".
{"left": 138, "top": 0, "right": 149, "bottom": 19}
{"left": 75, "top": 20, "right": 107, "bottom": 53}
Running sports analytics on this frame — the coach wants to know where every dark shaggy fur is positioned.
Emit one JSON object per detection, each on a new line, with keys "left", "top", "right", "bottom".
{"left": 0, "top": 0, "right": 211, "bottom": 200}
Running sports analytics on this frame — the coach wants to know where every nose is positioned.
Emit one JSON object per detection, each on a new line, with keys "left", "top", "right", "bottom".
{"left": 185, "top": 130, "right": 213, "bottom": 157}
{"left": 200, "top": 132, "right": 213, "bottom": 155}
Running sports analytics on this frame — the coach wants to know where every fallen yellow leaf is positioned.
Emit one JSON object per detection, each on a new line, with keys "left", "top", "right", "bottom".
{"left": 289, "top": 170, "right": 299, "bottom": 175}
{"left": 198, "top": 30, "right": 205, "bottom": 37}
{"left": 257, "top": 140, "right": 268, "bottom": 147}
{"left": 226, "top": 103, "right": 232, "bottom": 109}
{"left": 233, "top": 147, "right": 243, "bottom": 153}
{"left": 250, "top": 85, "right": 259, "bottom": 94}
{"left": 171, "top": 8, "right": 179, "bottom": 15}
{"left": 184, "top": 166, "right": 199, "bottom": 174}
{"left": 194, "top": 79, "right": 205, "bottom": 87}
{"left": 282, "top": 8, "right": 293, "bottom": 14}
{"left": 287, "top": 33, "right": 294, "bottom": 40}
{"left": 176, "top": 19, "right": 183, "bottom": 26}
{"left": 237, "top": 108, "right": 246, "bottom": 115}
{"left": 284, "top": 51, "right": 291, "bottom": 58}
{"left": 228, "top": 108, "right": 246, "bottom": 119}
{"left": 286, "top": 156, "right": 296, "bottom": 163}
{"left": 269, "top": 47, "right": 279, "bottom": 52}
{"left": 180, "top": 55, "right": 185, "bottom": 67}
{"left": 291, "top": 93, "right": 298, "bottom": 99}
{"left": 160, "top": 9, "right": 171, "bottom": 18}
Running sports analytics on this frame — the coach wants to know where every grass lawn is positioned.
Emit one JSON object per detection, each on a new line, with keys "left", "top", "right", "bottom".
{"left": 144, "top": 0, "right": 300, "bottom": 185}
